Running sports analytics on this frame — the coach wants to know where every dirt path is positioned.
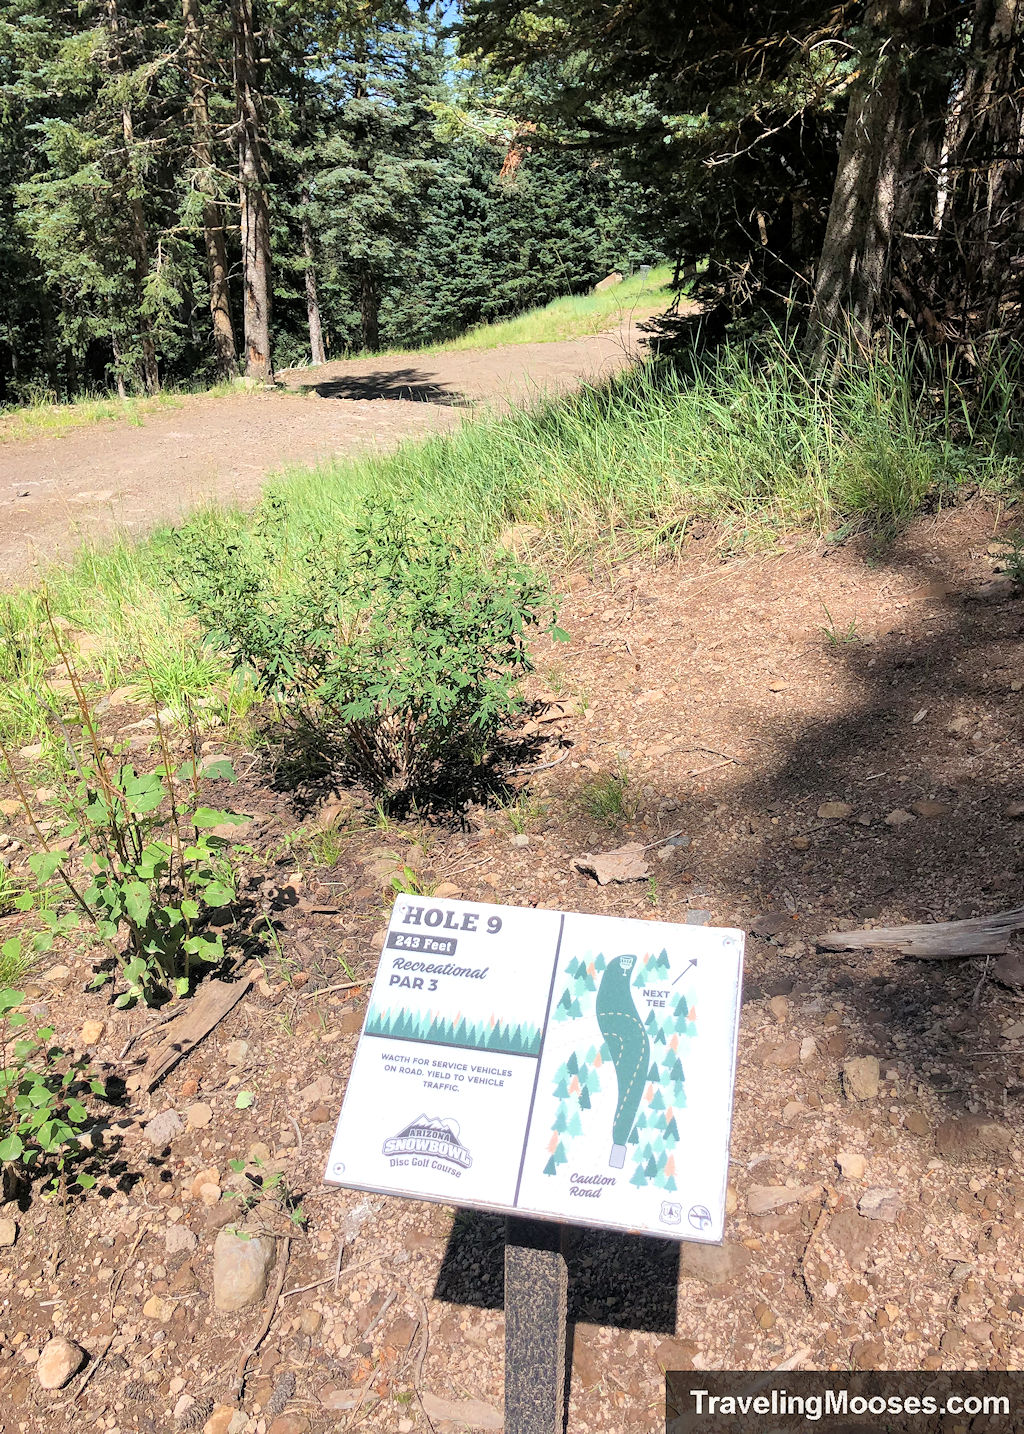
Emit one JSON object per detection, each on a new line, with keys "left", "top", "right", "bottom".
{"left": 0, "top": 316, "right": 658, "bottom": 586}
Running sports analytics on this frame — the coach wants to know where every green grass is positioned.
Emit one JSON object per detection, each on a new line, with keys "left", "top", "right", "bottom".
{"left": 576, "top": 768, "right": 638, "bottom": 827}
{"left": 435, "top": 266, "right": 675, "bottom": 352}
{"left": 0, "top": 379, "right": 244, "bottom": 444}
{"left": 0, "top": 333, "right": 1018, "bottom": 768}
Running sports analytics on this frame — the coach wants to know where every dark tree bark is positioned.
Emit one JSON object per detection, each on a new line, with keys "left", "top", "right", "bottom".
{"left": 232, "top": 0, "right": 273, "bottom": 383}
{"left": 807, "top": 0, "right": 925, "bottom": 358}
{"left": 183, "top": 0, "right": 237, "bottom": 380}
{"left": 360, "top": 268, "right": 379, "bottom": 352}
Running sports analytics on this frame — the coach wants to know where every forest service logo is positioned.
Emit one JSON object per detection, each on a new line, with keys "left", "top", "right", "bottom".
{"left": 382, "top": 1114, "right": 473, "bottom": 1169}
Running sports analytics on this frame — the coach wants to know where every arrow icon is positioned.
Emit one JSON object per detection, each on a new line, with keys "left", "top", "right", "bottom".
{"left": 672, "top": 959, "right": 697, "bottom": 987}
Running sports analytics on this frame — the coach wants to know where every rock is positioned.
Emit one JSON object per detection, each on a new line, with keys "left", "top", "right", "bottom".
{"left": 884, "top": 808, "right": 915, "bottom": 826}
{"left": 204, "top": 1407, "right": 245, "bottom": 1434}
{"left": 754, "top": 1302, "right": 776, "bottom": 1330}
{"left": 419, "top": 1393, "right": 503, "bottom": 1429}
{"left": 165, "top": 1224, "right": 198, "bottom": 1256}
{"left": 842, "top": 1056, "right": 880, "bottom": 1101}
{"left": 851, "top": 1338, "right": 885, "bottom": 1369}
{"left": 594, "top": 271, "right": 623, "bottom": 292}
{"left": 0, "top": 1217, "right": 17, "bottom": 1246}
{"left": 750, "top": 914, "right": 790, "bottom": 937}
{"left": 790, "top": 835, "right": 811, "bottom": 850}
{"left": 268, "top": 1417, "right": 309, "bottom": 1434}
{"left": 319, "top": 1388, "right": 361, "bottom": 1412}
{"left": 976, "top": 576, "right": 1019, "bottom": 602}
{"left": 678, "top": 1242, "right": 751, "bottom": 1285}
{"left": 433, "top": 882, "right": 462, "bottom": 898}
{"left": 905, "top": 1110, "right": 931, "bottom": 1138}
{"left": 78, "top": 1020, "right": 104, "bottom": 1046}
{"left": 208, "top": 818, "right": 252, "bottom": 841}
{"left": 935, "top": 1116, "right": 1013, "bottom": 1161}
{"left": 911, "top": 799, "right": 951, "bottom": 818}
{"left": 223, "top": 1039, "right": 249, "bottom": 1067}
{"left": 512, "top": 834, "right": 531, "bottom": 848}
{"left": 43, "top": 964, "right": 70, "bottom": 982}
{"left": 768, "top": 995, "right": 789, "bottom": 1022}
{"left": 859, "top": 1188, "right": 903, "bottom": 1222}
{"left": 189, "top": 1166, "right": 220, "bottom": 1199}
{"left": 199, "top": 1182, "right": 222, "bottom": 1207}
{"left": 213, "top": 1227, "right": 277, "bottom": 1311}
{"left": 142, "top": 1295, "right": 175, "bottom": 1321}
{"left": 836, "top": 1152, "right": 866, "bottom": 1180}
{"left": 1005, "top": 802, "right": 1024, "bottom": 820}
{"left": 18, "top": 743, "right": 42, "bottom": 762}
{"left": 747, "top": 1183, "right": 821, "bottom": 1216}
{"left": 143, "top": 1109, "right": 183, "bottom": 1148}
{"left": 799, "top": 1037, "right": 817, "bottom": 1062}
{"left": 0, "top": 799, "right": 22, "bottom": 818}
{"left": 35, "top": 1336, "right": 86, "bottom": 1390}
{"left": 763, "top": 1040, "right": 801, "bottom": 1069}
{"left": 817, "top": 801, "right": 853, "bottom": 820}
{"left": 187, "top": 1102, "right": 213, "bottom": 1130}
{"left": 827, "top": 1209, "right": 877, "bottom": 1266}
{"left": 297, "top": 1075, "right": 332, "bottom": 1107}
{"left": 652, "top": 1337, "right": 700, "bottom": 1371}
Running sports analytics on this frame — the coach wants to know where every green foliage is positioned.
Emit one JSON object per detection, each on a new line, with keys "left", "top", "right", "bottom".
{"left": 177, "top": 496, "right": 563, "bottom": 806}
{"left": 0, "top": 638, "right": 245, "bottom": 1004}
{"left": 0, "top": 987, "right": 105, "bottom": 1190}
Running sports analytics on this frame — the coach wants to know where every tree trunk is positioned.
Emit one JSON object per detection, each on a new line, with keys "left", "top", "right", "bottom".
{"left": 807, "top": 0, "right": 925, "bottom": 358}
{"left": 360, "top": 268, "right": 379, "bottom": 352}
{"left": 301, "top": 187, "right": 326, "bottom": 365}
{"left": 232, "top": 0, "right": 273, "bottom": 383}
{"left": 183, "top": 0, "right": 237, "bottom": 380}
{"left": 107, "top": 0, "right": 160, "bottom": 394}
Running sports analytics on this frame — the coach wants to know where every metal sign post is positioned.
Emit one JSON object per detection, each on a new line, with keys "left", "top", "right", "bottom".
{"left": 504, "top": 1217, "right": 568, "bottom": 1434}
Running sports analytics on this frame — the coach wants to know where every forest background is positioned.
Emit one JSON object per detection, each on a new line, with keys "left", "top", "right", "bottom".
{"left": 1, "top": 0, "right": 1022, "bottom": 403}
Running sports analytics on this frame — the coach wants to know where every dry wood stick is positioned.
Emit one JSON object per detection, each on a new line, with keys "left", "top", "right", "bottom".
{"left": 232, "top": 1236, "right": 291, "bottom": 1402}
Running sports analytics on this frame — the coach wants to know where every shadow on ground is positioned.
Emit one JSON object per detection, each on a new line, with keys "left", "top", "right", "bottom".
{"left": 297, "top": 367, "right": 473, "bottom": 406}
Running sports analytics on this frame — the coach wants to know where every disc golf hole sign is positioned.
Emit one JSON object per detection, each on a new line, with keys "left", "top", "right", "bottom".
{"left": 325, "top": 899, "right": 743, "bottom": 1241}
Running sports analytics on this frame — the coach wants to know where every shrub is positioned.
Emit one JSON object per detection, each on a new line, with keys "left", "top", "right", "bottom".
{"left": 0, "top": 988, "right": 106, "bottom": 1193}
{"left": 178, "top": 497, "right": 566, "bottom": 806}
{"left": 0, "top": 620, "right": 246, "bottom": 1005}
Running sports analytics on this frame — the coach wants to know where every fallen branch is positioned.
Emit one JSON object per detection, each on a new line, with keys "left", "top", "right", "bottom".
{"left": 140, "top": 976, "right": 252, "bottom": 1090}
{"left": 816, "top": 906, "right": 1024, "bottom": 960}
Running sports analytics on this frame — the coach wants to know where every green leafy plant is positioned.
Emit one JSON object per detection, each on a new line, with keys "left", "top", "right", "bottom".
{"left": 177, "top": 497, "right": 567, "bottom": 807}
{"left": 503, "top": 789, "right": 546, "bottom": 835}
{"left": 0, "top": 615, "right": 246, "bottom": 1006}
{"left": 0, "top": 988, "right": 105, "bottom": 1192}
{"left": 389, "top": 864, "right": 435, "bottom": 898}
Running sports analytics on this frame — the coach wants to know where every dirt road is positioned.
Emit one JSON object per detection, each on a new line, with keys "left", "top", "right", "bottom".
{"left": 0, "top": 317, "right": 654, "bottom": 585}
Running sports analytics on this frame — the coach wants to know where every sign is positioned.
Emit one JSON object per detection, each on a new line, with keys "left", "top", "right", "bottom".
{"left": 325, "top": 899, "right": 743, "bottom": 1242}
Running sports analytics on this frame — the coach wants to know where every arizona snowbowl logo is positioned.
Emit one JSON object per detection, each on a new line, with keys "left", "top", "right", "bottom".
{"left": 382, "top": 1115, "right": 473, "bottom": 1168}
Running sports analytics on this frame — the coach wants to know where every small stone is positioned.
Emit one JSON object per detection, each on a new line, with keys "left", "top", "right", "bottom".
{"left": 308, "top": 1104, "right": 331, "bottom": 1124}
{"left": 747, "top": 1183, "right": 821, "bottom": 1216}
{"left": 268, "top": 1417, "right": 309, "bottom": 1434}
{"left": 764, "top": 1040, "right": 801, "bottom": 1069}
{"left": 754, "top": 1302, "right": 776, "bottom": 1330}
{"left": 1005, "top": 802, "right": 1024, "bottom": 820}
{"left": 842, "top": 1056, "right": 880, "bottom": 1101}
{"left": 0, "top": 799, "right": 22, "bottom": 818}
{"left": 827, "top": 1210, "right": 877, "bottom": 1266}
{"left": 0, "top": 1217, "right": 17, "bottom": 1246}
{"left": 799, "top": 1036, "right": 817, "bottom": 1062}
{"left": 935, "top": 1116, "right": 1013, "bottom": 1161}
{"left": 837, "top": 1151, "right": 866, "bottom": 1180}
{"left": 199, "top": 1182, "right": 222, "bottom": 1207}
{"left": 78, "top": 1019, "right": 104, "bottom": 1046}
{"left": 247, "top": 1142, "right": 273, "bottom": 1166}
{"left": 768, "top": 995, "right": 789, "bottom": 1022}
{"left": 911, "top": 799, "right": 951, "bottom": 818}
{"left": 142, "top": 1295, "right": 175, "bottom": 1321}
{"left": 884, "top": 808, "right": 915, "bottom": 826}
{"left": 187, "top": 1102, "right": 213, "bottom": 1130}
{"left": 419, "top": 1394, "right": 503, "bottom": 1429}
{"left": 940, "top": 1328, "right": 965, "bottom": 1353}
{"left": 189, "top": 1167, "right": 220, "bottom": 1199}
{"left": 433, "top": 883, "right": 462, "bottom": 898}
{"left": 224, "top": 1040, "right": 249, "bottom": 1068}
{"left": 817, "top": 801, "right": 853, "bottom": 820}
{"left": 851, "top": 1338, "right": 885, "bottom": 1369}
{"left": 299, "top": 1308, "right": 323, "bottom": 1336}
{"left": 143, "top": 1109, "right": 183, "bottom": 1148}
{"left": 213, "top": 1227, "right": 277, "bottom": 1311}
{"left": 18, "top": 743, "right": 43, "bottom": 762}
{"left": 965, "top": 1321, "right": 994, "bottom": 1346}
{"left": 43, "top": 964, "right": 70, "bottom": 981}
{"left": 165, "top": 1225, "right": 198, "bottom": 1256}
{"left": 678, "top": 1242, "right": 751, "bottom": 1285}
{"left": 512, "top": 834, "right": 531, "bottom": 848}
{"left": 36, "top": 1336, "right": 87, "bottom": 1389}
{"left": 905, "top": 1110, "right": 931, "bottom": 1138}
{"left": 204, "top": 1407, "right": 240, "bottom": 1434}
{"left": 859, "top": 1187, "right": 903, "bottom": 1222}
{"left": 790, "top": 835, "right": 810, "bottom": 850}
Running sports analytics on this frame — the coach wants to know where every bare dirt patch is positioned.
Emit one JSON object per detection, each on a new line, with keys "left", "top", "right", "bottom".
{"left": 0, "top": 319, "right": 655, "bottom": 587}
{"left": 1, "top": 499, "right": 1022, "bottom": 1432}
